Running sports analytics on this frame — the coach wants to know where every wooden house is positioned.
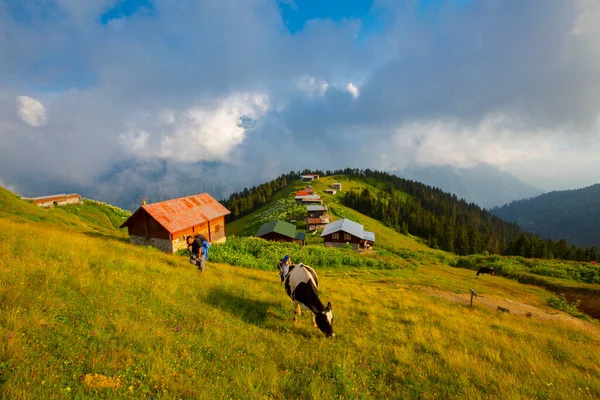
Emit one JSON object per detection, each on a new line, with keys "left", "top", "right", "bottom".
{"left": 306, "top": 205, "right": 328, "bottom": 218}
{"left": 306, "top": 217, "right": 329, "bottom": 230}
{"left": 300, "top": 175, "right": 314, "bottom": 182}
{"left": 29, "top": 193, "right": 82, "bottom": 208}
{"left": 255, "top": 220, "right": 306, "bottom": 245}
{"left": 120, "top": 193, "right": 230, "bottom": 253}
{"left": 305, "top": 186, "right": 315, "bottom": 195}
{"left": 324, "top": 189, "right": 336, "bottom": 195}
{"left": 320, "top": 218, "right": 375, "bottom": 250}
{"left": 332, "top": 182, "right": 342, "bottom": 191}
{"left": 301, "top": 196, "right": 322, "bottom": 205}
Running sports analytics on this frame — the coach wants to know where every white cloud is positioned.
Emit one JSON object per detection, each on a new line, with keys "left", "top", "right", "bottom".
{"left": 16, "top": 96, "right": 46, "bottom": 127}
{"left": 346, "top": 82, "right": 360, "bottom": 99}
{"left": 380, "top": 114, "right": 557, "bottom": 170}
{"left": 120, "top": 92, "right": 270, "bottom": 163}
{"left": 297, "top": 75, "right": 329, "bottom": 96}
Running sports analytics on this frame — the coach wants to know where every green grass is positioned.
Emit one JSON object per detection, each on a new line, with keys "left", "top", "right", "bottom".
{"left": 226, "top": 182, "right": 306, "bottom": 237}
{"left": 2, "top": 217, "right": 600, "bottom": 399}
{"left": 0, "top": 187, "right": 129, "bottom": 239}
{"left": 2, "top": 184, "right": 600, "bottom": 398}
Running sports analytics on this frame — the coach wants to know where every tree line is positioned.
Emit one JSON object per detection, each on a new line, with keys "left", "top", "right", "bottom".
{"left": 221, "top": 171, "right": 300, "bottom": 222}
{"left": 337, "top": 168, "right": 597, "bottom": 261}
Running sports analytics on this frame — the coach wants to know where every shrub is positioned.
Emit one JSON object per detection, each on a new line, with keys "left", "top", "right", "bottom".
{"left": 208, "top": 236, "right": 407, "bottom": 271}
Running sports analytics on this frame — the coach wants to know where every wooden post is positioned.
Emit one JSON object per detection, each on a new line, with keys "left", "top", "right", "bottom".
{"left": 470, "top": 288, "right": 478, "bottom": 307}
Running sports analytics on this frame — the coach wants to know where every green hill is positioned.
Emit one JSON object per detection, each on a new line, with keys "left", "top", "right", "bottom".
{"left": 1, "top": 185, "right": 600, "bottom": 398}
{"left": 492, "top": 184, "right": 600, "bottom": 248}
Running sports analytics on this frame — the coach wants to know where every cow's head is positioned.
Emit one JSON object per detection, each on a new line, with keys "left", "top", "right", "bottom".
{"left": 315, "top": 302, "right": 334, "bottom": 338}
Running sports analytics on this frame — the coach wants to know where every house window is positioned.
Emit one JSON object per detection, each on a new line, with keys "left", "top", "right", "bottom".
{"left": 345, "top": 233, "right": 351, "bottom": 241}
{"left": 332, "top": 233, "right": 339, "bottom": 240}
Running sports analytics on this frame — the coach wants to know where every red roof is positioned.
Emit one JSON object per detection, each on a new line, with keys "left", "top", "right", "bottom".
{"left": 296, "top": 190, "right": 309, "bottom": 196}
{"left": 307, "top": 217, "right": 327, "bottom": 225}
{"left": 122, "top": 193, "right": 230, "bottom": 233}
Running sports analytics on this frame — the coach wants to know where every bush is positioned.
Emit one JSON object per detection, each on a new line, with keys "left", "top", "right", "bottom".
{"left": 208, "top": 236, "right": 407, "bottom": 271}
{"left": 547, "top": 294, "right": 591, "bottom": 321}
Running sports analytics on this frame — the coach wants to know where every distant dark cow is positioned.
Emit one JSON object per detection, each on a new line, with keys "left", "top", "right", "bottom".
{"left": 477, "top": 266, "right": 495, "bottom": 276}
{"left": 284, "top": 263, "right": 334, "bottom": 337}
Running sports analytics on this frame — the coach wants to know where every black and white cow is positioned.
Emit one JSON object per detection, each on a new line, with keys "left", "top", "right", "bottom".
{"left": 283, "top": 263, "right": 334, "bottom": 337}
{"left": 477, "top": 266, "right": 495, "bottom": 276}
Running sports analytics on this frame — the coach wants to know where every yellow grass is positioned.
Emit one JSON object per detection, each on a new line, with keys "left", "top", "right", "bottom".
{"left": 2, "top": 213, "right": 600, "bottom": 399}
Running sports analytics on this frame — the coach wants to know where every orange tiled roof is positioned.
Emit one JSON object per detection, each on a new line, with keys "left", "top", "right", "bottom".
{"left": 123, "top": 193, "right": 230, "bottom": 233}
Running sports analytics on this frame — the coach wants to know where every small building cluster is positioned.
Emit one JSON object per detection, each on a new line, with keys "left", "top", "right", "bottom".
{"left": 26, "top": 193, "right": 82, "bottom": 208}
{"left": 255, "top": 180, "right": 375, "bottom": 251}
{"left": 117, "top": 176, "right": 373, "bottom": 255}
{"left": 295, "top": 187, "right": 323, "bottom": 205}
{"left": 120, "top": 193, "right": 230, "bottom": 253}
{"left": 306, "top": 205, "right": 329, "bottom": 230}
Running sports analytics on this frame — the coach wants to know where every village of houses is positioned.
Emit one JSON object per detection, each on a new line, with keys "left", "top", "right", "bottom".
{"left": 25, "top": 174, "right": 375, "bottom": 254}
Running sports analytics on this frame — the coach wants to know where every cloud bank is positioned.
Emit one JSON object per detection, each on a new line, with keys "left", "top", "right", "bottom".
{"left": 1, "top": 0, "right": 600, "bottom": 208}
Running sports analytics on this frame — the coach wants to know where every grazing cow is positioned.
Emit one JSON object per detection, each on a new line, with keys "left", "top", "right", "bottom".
{"left": 477, "top": 266, "right": 495, "bottom": 276}
{"left": 283, "top": 263, "right": 334, "bottom": 337}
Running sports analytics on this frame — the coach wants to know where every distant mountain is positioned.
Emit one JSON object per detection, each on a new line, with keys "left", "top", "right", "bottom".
{"left": 491, "top": 184, "right": 600, "bottom": 248}
{"left": 398, "top": 164, "right": 543, "bottom": 209}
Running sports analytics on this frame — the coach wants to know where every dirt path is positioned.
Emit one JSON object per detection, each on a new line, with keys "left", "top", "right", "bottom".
{"left": 420, "top": 286, "right": 600, "bottom": 334}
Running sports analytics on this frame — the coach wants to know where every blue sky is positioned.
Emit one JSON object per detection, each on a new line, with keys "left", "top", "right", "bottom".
{"left": 1, "top": 0, "right": 600, "bottom": 206}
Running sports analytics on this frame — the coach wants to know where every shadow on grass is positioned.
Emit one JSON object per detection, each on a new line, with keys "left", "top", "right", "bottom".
{"left": 82, "top": 231, "right": 129, "bottom": 243}
{"left": 206, "top": 287, "right": 281, "bottom": 327}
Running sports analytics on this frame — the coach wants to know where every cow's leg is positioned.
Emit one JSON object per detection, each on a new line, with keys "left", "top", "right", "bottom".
{"left": 293, "top": 301, "right": 302, "bottom": 322}
{"left": 312, "top": 313, "right": 317, "bottom": 328}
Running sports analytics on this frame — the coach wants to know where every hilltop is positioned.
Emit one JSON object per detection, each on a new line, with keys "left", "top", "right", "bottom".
{"left": 1, "top": 184, "right": 600, "bottom": 398}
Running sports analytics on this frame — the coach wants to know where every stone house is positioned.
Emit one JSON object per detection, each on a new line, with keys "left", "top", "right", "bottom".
{"left": 120, "top": 193, "right": 230, "bottom": 253}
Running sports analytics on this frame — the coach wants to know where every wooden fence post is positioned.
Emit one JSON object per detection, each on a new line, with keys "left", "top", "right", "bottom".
{"left": 470, "top": 288, "right": 478, "bottom": 307}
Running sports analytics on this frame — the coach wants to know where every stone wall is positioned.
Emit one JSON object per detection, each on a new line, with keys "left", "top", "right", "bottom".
{"left": 130, "top": 234, "right": 228, "bottom": 253}
{"left": 130, "top": 235, "right": 174, "bottom": 253}
{"left": 324, "top": 241, "right": 359, "bottom": 250}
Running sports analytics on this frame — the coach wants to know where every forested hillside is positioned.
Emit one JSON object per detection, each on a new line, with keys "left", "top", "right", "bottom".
{"left": 335, "top": 169, "right": 597, "bottom": 260}
{"left": 492, "top": 184, "right": 600, "bottom": 248}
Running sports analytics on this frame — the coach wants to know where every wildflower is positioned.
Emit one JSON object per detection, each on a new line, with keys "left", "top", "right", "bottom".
{"left": 7, "top": 332, "right": 13, "bottom": 339}
{"left": 175, "top": 326, "right": 180, "bottom": 332}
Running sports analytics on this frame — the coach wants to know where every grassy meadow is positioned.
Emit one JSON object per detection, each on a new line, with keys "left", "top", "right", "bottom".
{"left": 2, "top": 184, "right": 600, "bottom": 398}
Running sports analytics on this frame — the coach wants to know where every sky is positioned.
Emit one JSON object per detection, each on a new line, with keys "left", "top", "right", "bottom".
{"left": 1, "top": 0, "right": 600, "bottom": 208}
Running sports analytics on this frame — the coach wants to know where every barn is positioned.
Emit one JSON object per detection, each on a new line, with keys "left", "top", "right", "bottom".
{"left": 320, "top": 218, "right": 375, "bottom": 250}
{"left": 255, "top": 220, "right": 306, "bottom": 245}
{"left": 120, "top": 193, "right": 230, "bottom": 253}
{"left": 28, "top": 193, "right": 82, "bottom": 208}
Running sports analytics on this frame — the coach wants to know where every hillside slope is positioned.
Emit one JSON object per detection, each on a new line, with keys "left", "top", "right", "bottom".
{"left": 1, "top": 186, "right": 600, "bottom": 398}
{"left": 492, "top": 184, "right": 600, "bottom": 248}
{"left": 0, "top": 187, "right": 130, "bottom": 239}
